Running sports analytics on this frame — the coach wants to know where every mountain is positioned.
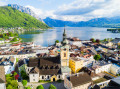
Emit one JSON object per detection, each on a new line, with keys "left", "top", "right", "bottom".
{"left": 44, "top": 17, "right": 120, "bottom": 28}
{"left": 8, "top": 4, "right": 44, "bottom": 22}
{"left": 0, "top": 6, "right": 49, "bottom": 29}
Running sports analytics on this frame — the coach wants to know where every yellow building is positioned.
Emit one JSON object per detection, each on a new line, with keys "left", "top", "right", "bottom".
{"left": 69, "top": 58, "right": 84, "bottom": 73}
{"left": 118, "top": 42, "right": 120, "bottom": 46}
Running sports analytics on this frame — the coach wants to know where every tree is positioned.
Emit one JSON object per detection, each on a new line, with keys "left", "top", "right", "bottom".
{"left": 96, "top": 39, "right": 100, "bottom": 43}
{"left": 104, "top": 38, "right": 107, "bottom": 42}
{"left": 13, "top": 72, "right": 17, "bottom": 77}
{"left": 10, "top": 80, "right": 18, "bottom": 88}
{"left": 49, "top": 84, "right": 56, "bottom": 89}
{"left": 90, "top": 38, "right": 95, "bottom": 43}
{"left": 25, "top": 87, "right": 31, "bottom": 89}
{"left": 11, "top": 37, "right": 18, "bottom": 42}
{"left": 36, "top": 85, "right": 44, "bottom": 89}
{"left": 21, "top": 70, "right": 29, "bottom": 80}
{"left": 22, "top": 80, "right": 27, "bottom": 87}
{"left": 55, "top": 40, "right": 59, "bottom": 44}
{"left": 14, "top": 33, "right": 18, "bottom": 37}
{"left": 94, "top": 54, "right": 101, "bottom": 61}
{"left": 118, "top": 45, "right": 120, "bottom": 49}
{"left": 11, "top": 71, "right": 15, "bottom": 74}
{"left": 9, "top": 32, "right": 14, "bottom": 37}
{"left": 6, "top": 85, "right": 13, "bottom": 89}
{"left": 15, "top": 74, "right": 19, "bottom": 80}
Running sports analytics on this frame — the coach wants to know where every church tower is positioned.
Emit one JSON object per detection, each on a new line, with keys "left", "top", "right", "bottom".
{"left": 60, "top": 27, "right": 69, "bottom": 67}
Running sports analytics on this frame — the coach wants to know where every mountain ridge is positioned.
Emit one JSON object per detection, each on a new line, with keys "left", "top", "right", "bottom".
{"left": 43, "top": 17, "right": 120, "bottom": 27}
{"left": 8, "top": 4, "right": 44, "bottom": 23}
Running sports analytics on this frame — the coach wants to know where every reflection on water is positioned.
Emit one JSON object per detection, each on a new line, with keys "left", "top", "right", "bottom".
{"left": 19, "top": 27, "right": 120, "bottom": 47}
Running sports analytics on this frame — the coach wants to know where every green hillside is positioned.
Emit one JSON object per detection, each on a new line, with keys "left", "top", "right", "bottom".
{"left": 0, "top": 6, "right": 49, "bottom": 29}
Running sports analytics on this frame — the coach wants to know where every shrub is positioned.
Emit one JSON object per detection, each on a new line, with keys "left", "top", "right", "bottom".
{"left": 36, "top": 85, "right": 44, "bottom": 89}
{"left": 49, "top": 84, "right": 56, "bottom": 89}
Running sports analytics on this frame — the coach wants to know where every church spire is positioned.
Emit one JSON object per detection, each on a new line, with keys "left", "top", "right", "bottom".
{"left": 63, "top": 25, "right": 66, "bottom": 37}
{"left": 64, "top": 25, "right": 66, "bottom": 34}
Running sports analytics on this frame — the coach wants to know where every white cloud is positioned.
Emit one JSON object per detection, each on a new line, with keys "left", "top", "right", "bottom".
{"left": 0, "top": 0, "right": 6, "bottom": 6}
{"left": 25, "top": 0, "right": 120, "bottom": 22}
{"left": 25, "top": 5, "right": 43, "bottom": 16}
{"left": 52, "top": 0, "right": 120, "bottom": 21}
{"left": 25, "top": 5, "right": 56, "bottom": 19}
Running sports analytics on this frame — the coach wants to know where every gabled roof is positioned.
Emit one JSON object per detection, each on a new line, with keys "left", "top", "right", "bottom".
{"left": 18, "top": 60, "right": 25, "bottom": 67}
{"left": 39, "top": 69, "right": 61, "bottom": 75}
{"left": 9, "top": 56, "right": 15, "bottom": 63}
{"left": 28, "top": 56, "right": 61, "bottom": 75}
{"left": 67, "top": 73, "right": 92, "bottom": 87}
{"left": 28, "top": 57, "right": 39, "bottom": 67}
{"left": 30, "top": 67, "right": 39, "bottom": 73}
{"left": 0, "top": 66, "right": 5, "bottom": 83}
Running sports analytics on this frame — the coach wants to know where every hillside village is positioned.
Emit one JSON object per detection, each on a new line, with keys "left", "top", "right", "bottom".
{"left": 0, "top": 28, "right": 120, "bottom": 89}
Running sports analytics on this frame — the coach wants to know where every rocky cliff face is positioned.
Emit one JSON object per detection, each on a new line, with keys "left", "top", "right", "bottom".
{"left": 8, "top": 4, "right": 44, "bottom": 22}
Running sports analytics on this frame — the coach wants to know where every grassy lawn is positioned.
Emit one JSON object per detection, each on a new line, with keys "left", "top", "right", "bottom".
{"left": 93, "top": 78, "right": 107, "bottom": 84}
{"left": 57, "top": 79, "right": 63, "bottom": 83}
{"left": 39, "top": 80, "right": 51, "bottom": 83}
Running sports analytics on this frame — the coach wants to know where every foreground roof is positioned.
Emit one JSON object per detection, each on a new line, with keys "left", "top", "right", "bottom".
{"left": 67, "top": 73, "right": 92, "bottom": 87}
{"left": 0, "top": 66, "right": 5, "bottom": 83}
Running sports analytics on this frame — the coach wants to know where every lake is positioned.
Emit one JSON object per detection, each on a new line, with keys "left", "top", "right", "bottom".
{"left": 19, "top": 27, "right": 120, "bottom": 47}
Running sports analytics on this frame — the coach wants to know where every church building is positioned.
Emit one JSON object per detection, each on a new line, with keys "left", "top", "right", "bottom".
{"left": 27, "top": 27, "right": 71, "bottom": 82}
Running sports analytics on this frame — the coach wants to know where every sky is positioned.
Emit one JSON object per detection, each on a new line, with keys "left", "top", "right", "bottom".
{"left": 0, "top": 0, "right": 120, "bottom": 22}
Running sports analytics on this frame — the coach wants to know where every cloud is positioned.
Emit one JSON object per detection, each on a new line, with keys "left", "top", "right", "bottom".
{"left": 26, "top": 5, "right": 43, "bottom": 16}
{"left": 55, "top": 0, "right": 108, "bottom": 15}
{"left": 26, "top": 0, "right": 120, "bottom": 22}
{"left": 0, "top": 0, "right": 6, "bottom": 6}
{"left": 25, "top": 5, "right": 56, "bottom": 19}
{"left": 51, "top": 0, "right": 120, "bottom": 21}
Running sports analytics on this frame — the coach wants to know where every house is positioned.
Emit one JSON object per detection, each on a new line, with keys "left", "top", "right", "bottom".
{"left": 18, "top": 59, "right": 28, "bottom": 73}
{"left": 61, "top": 66, "right": 71, "bottom": 79}
{"left": 0, "top": 66, "right": 6, "bottom": 89}
{"left": 102, "top": 41, "right": 113, "bottom": 48}
{"left": 110, "top": 64, "right": 120, "bottom": 75}
{"left": 69, "top": 57, "right": 84, "bottom": 73}
{"left": 88, "top": 61, "right": 111, "bottom": 74}
{"left": 69, "top": 37, "right": 83, "bottom": 47}
{"left": 79, "top": 56, "right": 95, "bottom": 68}
{"left": 27, "top": 56, "right": 63, "bottom": 82}
{"left": 64, "top": 72, "right": 92, "bottom": 89}
{"left": 102, "top": 76, "right": 120, "bottom": 89}
{"left": 0, "top": 56, "right": 16, "bottom": 74}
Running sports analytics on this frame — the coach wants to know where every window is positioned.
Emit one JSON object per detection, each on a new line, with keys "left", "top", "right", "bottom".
{"left": 33, "top": 75, "right": 34, "bottom": 77}
{"left": 47, "top": 76, "right": 49, "bottom": 79}
{"left": 42, "top": 76, "right": 44, "bottom": 79}
{"left": 33, "top": 79, "right": 35, "bottom": 81}
{"left": 58, "top": 75, "right": 60, "bottom": 78}
{"left": 64, "top": 53, "right": 66, "bottom": 57}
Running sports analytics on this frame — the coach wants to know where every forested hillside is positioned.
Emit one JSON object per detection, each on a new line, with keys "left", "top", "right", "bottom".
{"left": 0, "top": 6, "right": 49, "bottom": 29}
